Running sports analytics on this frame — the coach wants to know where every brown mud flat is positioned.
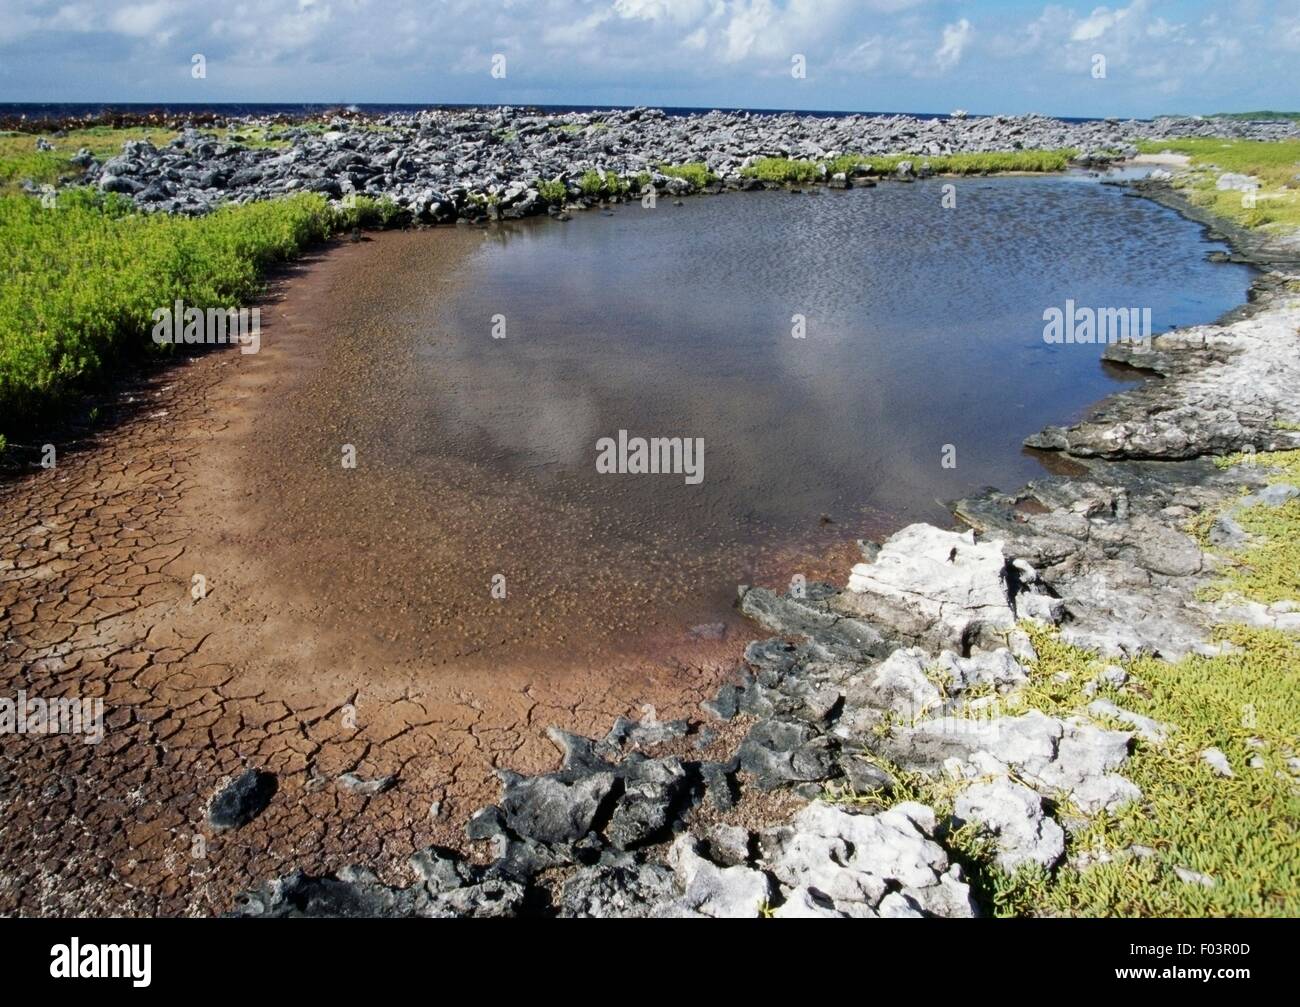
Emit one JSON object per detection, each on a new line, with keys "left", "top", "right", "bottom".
{"left": 0, "top": 229, "right": 863, "bottom": 917}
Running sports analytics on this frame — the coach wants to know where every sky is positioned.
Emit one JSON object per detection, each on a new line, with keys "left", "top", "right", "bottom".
{"left": 0, "top": 0, "right": 1297, "bottom": 118}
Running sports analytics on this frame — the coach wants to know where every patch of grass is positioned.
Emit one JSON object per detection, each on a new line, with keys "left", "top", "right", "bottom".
{"left": 1200, "top": 450, "right": 1300, "bottom": 603}
{"left": 333, "top": 194, "right": 406, "bottom": 230}
{"left": 896, "top": 450, "right": 1300, "bottom": 916}
{"left": 875, "top": 149, "right": 1077, "bottom": 175}
{"left": 741, "top": 157, "right": 820, "bottom": 184}
{"left": 1030, "top": 625, "right": 1299, "bottom": 917}
{"left": 1136, "top": 137, "right": 1300, "bottom": 230}
{"left": 215, "top": 125, "right": 290, "bottom": 149}
{"left": 854, "top": 620, "right": 1299, "bottom": 917}
{"left": 536, "top": 178, "right": 567, "bottom": 203}
{"left": 1137, "top": 137, "right": 1300, "bottom": 178}
{"left": 740, "top": 149, "right": 1074, "bottom": 185}
{"left": 0, "top": 126, "right": 178, "bottom": 194}
{"left": 657, "top": 162, "right": 717, "bottom": 188}
{"left": 0, "top": 189, "right": 347, "bottom": 429}
{"left": 823, "top": 154, "right": 873, "bottom": 176}
{"left": 577, "top": 169, "right": 627, "bottom": 198}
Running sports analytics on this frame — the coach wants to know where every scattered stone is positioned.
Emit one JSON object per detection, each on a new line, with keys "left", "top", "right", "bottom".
{"left": 603, "top": 715, "right": 688, "bottom": 750}
{"left": 841, "top": 524, "right": 1049, "bottom": 654}
{"left": 208, "top": 769, "right": 276, "bottom": 831}
{"left": 879, "top": 710, "right": 1140, "bottom": 814}
{"left": 1201, "top": 747, "right": 1235, "bottom": 778}
{"left": 953, "top": 776, "right": 1066, "bottom": 871}
{"left": 703, "top": 823, "right": 751, "bottom": 866}
{"left": 737, "top": 717, "right": 837, "bottom": 790}
{"left": 1173, "top": 866, "right": 1216, "bottom": 888}
{"left": 701, "top": 682, "right": 739, "bottom": 720}
{"left": 1088, "top": 698, "right": 1171, "bottom": 744}
{"left": 761, "top": 802, "right": 977, "bottom": 918}
{"left": 498, "top": 771, "right": 616, "bottom": 844}
{"left": 664, "top": 835, "right": 771, "bottom": 918}
{"left": 336, "top": 771, "right": 396, "bottom": 795}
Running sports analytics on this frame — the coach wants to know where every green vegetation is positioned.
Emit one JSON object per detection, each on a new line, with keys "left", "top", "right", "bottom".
{"left": 741, "top": 157, "right": 821, "bottom": 184}
{"left": 835, "top": 620, "right": 1300, "bottom": 917}
{"left": 0, "top": 126, "right": 177, "bottom": 194}
{"left": 1136, "top": 137, "right": 1300, "bottom": 229}
{"left": 556, "top": 122, "right": 606, "bottom": 135}
{"left": 0, "top": 188, "right": 374, "bottom": 428}
{"left": 865, "top": 149, "right": 1077, "bottom": 174}
{"left": 824, "top": 153, "right": 873, "bottom": 176}
{"left": 536, "top": 178, "right": 568, "bottom": 204}
{"left": 1199, "top": 449, "right": 1300, "bottom": 603}
{"left": 216, "top": 124, "right": 291, "bottom": 149}
{"left": 915, "top": 149, "right": 1077, "bottom": 173}
{"left": 832, "top": 449, "right": 1300, "bottom": 917}
{"left": 577, "top": 169, "right": 629, "bottom": 198}
{"left": 743, "top": 149, "right": 1077, "bottom": 186}
{"left": 657, "top": 162, "right": 717, "bottom": 188}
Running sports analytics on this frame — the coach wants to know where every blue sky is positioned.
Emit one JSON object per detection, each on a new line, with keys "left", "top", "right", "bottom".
{"left": 0, "top": 0, "right": 1297, "bottom": 118}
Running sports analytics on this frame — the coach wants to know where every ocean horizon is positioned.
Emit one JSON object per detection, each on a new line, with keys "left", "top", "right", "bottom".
{"left": 0, "top": 100, "right": 1114, "bottom": 124}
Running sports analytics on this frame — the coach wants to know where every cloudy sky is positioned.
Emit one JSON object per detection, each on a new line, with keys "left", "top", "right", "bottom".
{"left": 1, "top": 0, "right": 1297, "bottom": 118}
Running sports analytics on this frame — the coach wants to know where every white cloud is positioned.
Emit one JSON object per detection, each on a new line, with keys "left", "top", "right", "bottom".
{"left": 935, "top": 17, "right": 971, "bottom": 71}
{"left": 1071, "top": 5, "right": 1126, "bottom": 43}
{"left": 108, "top": 2, "right": 171, "bottom": 37}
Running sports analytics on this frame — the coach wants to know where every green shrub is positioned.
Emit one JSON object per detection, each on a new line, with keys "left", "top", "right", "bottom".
{"left": 741, "top": 157, "right": 820, "bottom": 184}
{"left": 536, "top": 178, "right": 568, "bottom": 203}
{"left": 0, "top": 126, "right": 177, "bottom": 194}
{"left": 823, "top": 154, "right": 873, "bottom": 176}
{"left": 658, "top": 162, "right": 716, "bottom": 188}
{"left": 1134, "top": 138, "right": 1300, "bottom": 230}
{"left": 577, "top": 169, "right": 627, "bottom": 198}
{"left": 332, "top": 194, "right": 406, "bottom": 230}
{"left": 578, "top": 170, "right": 605, "bottom": 197}
{"left": 0, "top": 189, "right": 338, "bottom": 427}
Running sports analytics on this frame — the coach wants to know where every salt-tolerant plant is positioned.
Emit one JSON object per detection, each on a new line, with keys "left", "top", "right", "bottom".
{"left": 536, "top": 178, "right": 568, "bottom": 204}
{"left": 0, "top": 189, "right": 359, "bottom": 431}
{"left": 1135, "top": 137, "right": 1300, "bottom": 230}
{"left": 657, "top": 162, "right": 716, "bottom": 188}
{"left": 742, "top": 157, "right": 820, "bottom": 184}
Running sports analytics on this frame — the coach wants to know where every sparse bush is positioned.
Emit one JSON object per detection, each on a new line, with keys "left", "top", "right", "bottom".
{"left": 536, "top": 178, "right": 568, "bottom": 203}
{"left": 658, "top": 162, "right": 717, "bottom": 188}
{"left": 741, "top": 157, "right": 820, "bottom": 184}
{"left": 0, "top": 189, "right": 339, "bottom": 427}
{"left": 577, "top": 169, "right": 627, "bottom": 198}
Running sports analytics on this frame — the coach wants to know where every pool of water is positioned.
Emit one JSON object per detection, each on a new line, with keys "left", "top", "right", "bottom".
{"left": 426, "top": 176, "right": 1251, "bottom": 530}
{"left": 256, "top": 174, "right": 1255, "bottom": 668}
